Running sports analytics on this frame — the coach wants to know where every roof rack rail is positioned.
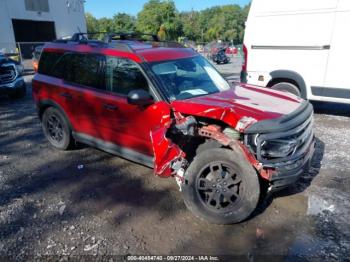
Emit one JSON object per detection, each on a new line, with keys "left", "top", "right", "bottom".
{"left": 104, "top": 32, "right": 185, "bottom": 48}
{"left": 52, "top": 32, "right": 107, "bottom": 44}
{"left": 103, "top": 32, "right": 159, "bottom": 43}
{"left": 52, "top": 32, "right": 185, "bottom": 51}
{"left": 70, "top": 32, "right": 106, "bottom": 42}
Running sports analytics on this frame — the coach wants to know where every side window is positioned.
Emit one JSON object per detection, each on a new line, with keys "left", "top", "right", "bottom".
{"left": 38, "top": 51, "right": 63, "bottom": 76}
{"left": 105, "top": 57, "right": 149, "bottom": 95}
{"left": 73, "top": 54, "right": 105, "bottom": 89}
{"left": 51, "top": 54, "right": 72, "bottom": 80}
{"left": 51, "top": 53, "right": 105, "bottom": 90}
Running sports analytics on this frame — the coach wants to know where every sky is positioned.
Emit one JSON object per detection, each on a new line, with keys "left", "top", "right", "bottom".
{"left": 85, "top": 0, "right": 251, "bottom": 18}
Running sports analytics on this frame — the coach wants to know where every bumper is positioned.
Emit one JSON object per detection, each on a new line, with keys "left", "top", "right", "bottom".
{"left": 269, "top": 137, "right": 316, "bottom": 190}
{"left": 0, "top": 77, "right": 25, "bottom": 94}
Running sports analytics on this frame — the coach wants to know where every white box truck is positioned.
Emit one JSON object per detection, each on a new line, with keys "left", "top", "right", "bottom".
{"left": 241, "top": 0, "right": 350, "bottom": 104}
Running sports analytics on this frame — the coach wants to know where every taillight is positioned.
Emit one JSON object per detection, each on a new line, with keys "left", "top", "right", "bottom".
{"left": 242, "top": 44, "right": 248, "bottom": 72}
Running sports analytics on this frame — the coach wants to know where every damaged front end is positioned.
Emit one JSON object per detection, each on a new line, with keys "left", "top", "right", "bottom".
{"left": 150, "top": 100, "right": 315, "bottom": 193}
{"left": 150, "top": 111, "right": 274, "bottom": 186}
{"left": 243, "top": 101, "right": 316, "bottom": 190}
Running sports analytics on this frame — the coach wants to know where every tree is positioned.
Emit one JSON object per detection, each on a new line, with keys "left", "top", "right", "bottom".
{"left": 196, "top": 4, "right": 247, "bottom": 43}
{"left": 181, "top": 11, "right": 202, "bottom": 41}
{"left": 157, "top": 24, "right": 167, "bottom": 40}
{"left": 98, "top": 17, "right": 113, "bottom": 32}
{"left": 85, "top": 1, "right": 251, "bottom": 43}
{"left": 85, "top": 12, "right": 99, "bottom": 33}
{"left": 112, "top": 13, "right": 136, "bottom": 32}
{"left": 136, "top": 0, "right": 182, "bottom": 40}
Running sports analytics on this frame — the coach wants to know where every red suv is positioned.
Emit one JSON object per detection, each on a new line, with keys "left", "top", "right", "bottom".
{"left": 32, "top": 33, "right": 315, "bottom": 224}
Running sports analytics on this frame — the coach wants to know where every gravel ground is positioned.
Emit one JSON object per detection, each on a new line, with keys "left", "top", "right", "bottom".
{"left": 0, "top": 72, "right": 349, "bottom": 261}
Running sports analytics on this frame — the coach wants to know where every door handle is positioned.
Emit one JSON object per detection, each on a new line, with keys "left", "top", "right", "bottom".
{"left": 103, "top": 104, "right": 118, "bottom": 111}
{"left": 60, "top": 93, "right": 72, "bottom": 99}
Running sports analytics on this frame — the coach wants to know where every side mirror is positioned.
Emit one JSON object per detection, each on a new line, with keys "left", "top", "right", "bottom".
{"left": 127, "top": 89, "right": 154, "bottom": 106}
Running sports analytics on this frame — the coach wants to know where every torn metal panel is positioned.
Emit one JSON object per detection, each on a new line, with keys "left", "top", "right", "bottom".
{"left": 198, "top": 124, "right": 275, "bottom": 181}
{"left": 150, "top": 126, "right": 185, "bottom": 178}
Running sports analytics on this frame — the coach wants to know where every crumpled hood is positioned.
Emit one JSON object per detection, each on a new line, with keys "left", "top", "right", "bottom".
{"left": 171, "top": 84, "right": 303, "bottom": 131}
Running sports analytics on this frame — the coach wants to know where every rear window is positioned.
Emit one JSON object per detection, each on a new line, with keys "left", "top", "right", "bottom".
{"left": 51, "top": 53, "right": 105, "bottom": 90}
{"left": 38, "top": 51, "right": 63, "bottom": 76}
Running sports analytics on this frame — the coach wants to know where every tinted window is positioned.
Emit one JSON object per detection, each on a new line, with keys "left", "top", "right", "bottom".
{"left": 38, "top": 51, "right": 63, "bottom": 76}
{"left": 105, "top": 57, "right": 149, "bottom": 95}
{"left": 52, "top": 53, "right": 105, "bottom": 90}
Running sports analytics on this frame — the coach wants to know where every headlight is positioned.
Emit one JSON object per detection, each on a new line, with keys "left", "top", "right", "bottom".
{"left": 235, "top": 117, "right": 257, "bottom": 132}
{"left": 261, "top": 139, "right": 298, "bottom": 158}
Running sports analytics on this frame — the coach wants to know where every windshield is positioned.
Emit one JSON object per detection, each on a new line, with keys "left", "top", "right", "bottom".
{"left": 150, "top": 56, "right": 230, "bottom": 101}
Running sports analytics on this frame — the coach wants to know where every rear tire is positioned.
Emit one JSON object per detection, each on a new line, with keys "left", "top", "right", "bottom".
{"left": 42, "top": 107, "right": 74, "bottom": 150}
{"left": 182, "top": 148, "right": 260, "bottom": 224}
{"left": 271, "top": 82, "right": 301, "bottom": 97}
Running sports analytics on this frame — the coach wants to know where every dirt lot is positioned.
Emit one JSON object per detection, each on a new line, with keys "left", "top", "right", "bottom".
{"left": 0, "top": 72, "right": 350, "bottom": 260}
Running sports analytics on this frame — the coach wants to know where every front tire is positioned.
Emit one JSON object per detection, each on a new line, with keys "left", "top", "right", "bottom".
{"left": 271, "top": 82, "right": 301, "bottom": 97}
{"left": 42, "top": 107, "right": 74, "bottom": 150}
{"left": 182, "top": 148, "right": 260, "bottom": 224}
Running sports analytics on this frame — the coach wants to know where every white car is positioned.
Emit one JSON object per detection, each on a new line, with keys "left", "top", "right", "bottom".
{"left": 242, "top": 0, "right": 350, "bottom": 104}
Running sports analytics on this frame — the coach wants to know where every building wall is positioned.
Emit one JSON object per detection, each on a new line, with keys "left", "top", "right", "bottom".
{"left": 0, "top": 0, "right": 16, "bottom": 52}
{"left": 0, "top": 0, "right": 86, "bottom": 53}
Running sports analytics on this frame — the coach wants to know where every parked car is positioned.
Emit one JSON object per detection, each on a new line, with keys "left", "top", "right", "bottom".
{"left": 242, "top": 0, "right": 350, "bottom": 103}
{"left": 32, "top": 33, "right": 315, "bottom": 224}
{"left": 207, "top": 43, "right": 222, "bottom": 60}
{"left": 0, "top": 52, "right": 26, "bottom": 98}
{"left": 225, "top": 45, "right": 238, "bottom": 55}
{"left": 213, "top": 48, "right": 230, "bottom": 64}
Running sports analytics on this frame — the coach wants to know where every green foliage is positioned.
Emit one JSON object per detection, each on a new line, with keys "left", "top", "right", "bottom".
{"left": 85, "top": 1, "right": 251, "bottom": 43}
{"left": 157, "top": 25, "right": 167, "bottom": 41}
{"left": 85, "top": 12, "right": 136, "bottom": 33}
{"left": 113, "top": 13, "right": 136, "bottom": 32}
{"left": 136, "top": 0, "right": 182, "bottom": 40}
{"left": 85, "top": 12, "right": 99, "bottom": 33}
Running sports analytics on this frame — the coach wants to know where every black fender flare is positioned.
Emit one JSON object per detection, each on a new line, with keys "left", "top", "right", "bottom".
{"left": 36, "top": 99, "right": 74, "bottom": 131}
{"left": 268, "top": 70, "right": 307, "bottom": 99}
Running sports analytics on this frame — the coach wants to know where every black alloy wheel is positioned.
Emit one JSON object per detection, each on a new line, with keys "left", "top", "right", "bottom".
{"left": 197, "top": 161, "right": 243, "bottom": 212}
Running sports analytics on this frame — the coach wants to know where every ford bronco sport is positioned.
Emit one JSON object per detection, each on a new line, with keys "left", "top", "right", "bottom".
{"left": 32, "top": 33, "right": 315, "bottom": 224}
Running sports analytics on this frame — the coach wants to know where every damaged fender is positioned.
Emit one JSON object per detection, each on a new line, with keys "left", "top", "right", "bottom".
{"left": 198, "top": 125, "right": 275, "bottom": 181}
{"left": 150, "top": 109, "right": 185, "bottom": 177}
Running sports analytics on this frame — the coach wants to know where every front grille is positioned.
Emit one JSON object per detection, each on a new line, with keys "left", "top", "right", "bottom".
{"left": 256, "top": 114, "right": 314, "bottom": 165}
{"left": 245, "top": 102, "right": 314, "bottom": 166}
{"left": 0, "top": 64, "right": 17, "bottom": 84}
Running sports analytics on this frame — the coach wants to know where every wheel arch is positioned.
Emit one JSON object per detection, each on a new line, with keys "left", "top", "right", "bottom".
{"left": 267, "top": 70, "right": 307, "bottom": 99}
{"left": 37, "top": 100, "right": 73, "bottom": 131}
